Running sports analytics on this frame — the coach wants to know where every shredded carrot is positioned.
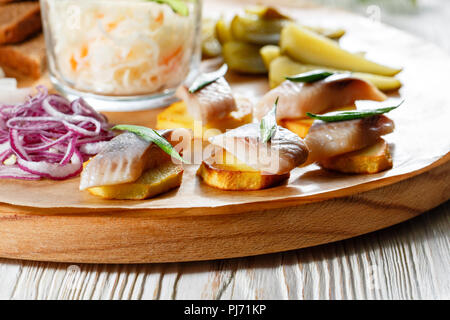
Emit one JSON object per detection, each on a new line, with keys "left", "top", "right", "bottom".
{"left": 155, "top": 11, "right": 164, "bottom": 25}
{"left": 126, "top": 50, "right": 134, "bottom": 59}
{"left": 107, "top": 21, "right": 118, "bottom": 32}
{"left": 104, "top": 16, "right": 126, "bottom": 32}
{"left": 70, "top": 44, "right": 89, "bottom": 72}
{"left": 70, "top": 55, "right": 77, "bottom": 71}
{"left": 80, "top": 44, "right": 89, "bottom": 58}
{"left": 160, "top": 46, "right": 182, "bottom": 66}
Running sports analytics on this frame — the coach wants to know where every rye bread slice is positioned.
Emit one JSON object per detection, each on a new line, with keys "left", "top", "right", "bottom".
{"left": 0, "top": 1, "right": 26, "bottom": 4}
{"left": 0, "top": 2, "right": 41, "bottom": 44}
{"left": 0, "top": 33, "right": 46, "bottom": 79}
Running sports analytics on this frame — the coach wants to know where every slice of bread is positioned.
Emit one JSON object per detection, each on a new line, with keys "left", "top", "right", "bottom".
{"left": 0, "top": 0, "right": 24, "bottom": 4}
{"left": 0, "top": 33, "right": 46, "bottom": 79}
{"left": 0, "top": 2, "right": 41, "bottom": 44}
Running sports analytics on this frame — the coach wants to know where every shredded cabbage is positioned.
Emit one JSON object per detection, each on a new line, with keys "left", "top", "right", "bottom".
{"left": 45, "top": 0, "right": 196, "bottom": 95}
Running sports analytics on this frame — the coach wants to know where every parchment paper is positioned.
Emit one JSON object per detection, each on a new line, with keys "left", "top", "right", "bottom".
{"left": 0, "top": 4, "right": 449, "bottom": 209}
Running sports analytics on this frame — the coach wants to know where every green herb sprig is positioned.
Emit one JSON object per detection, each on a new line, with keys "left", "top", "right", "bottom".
{"left": 286, "top": 70, "right": 334, "bottom": 83}
{"left": 188, "top": 64, "right": 228, "bottom": 93}
{"left": 112, "top": 125, "right": 189, "bottom": 163}
{"left": 260, "top": 97, "right": 278, "bottom": 143}
{"left": 150, "top": 0, "right": 189, "bottom": 17}
{"left": 306, "top": 100, "right": 404, "bottom": 122}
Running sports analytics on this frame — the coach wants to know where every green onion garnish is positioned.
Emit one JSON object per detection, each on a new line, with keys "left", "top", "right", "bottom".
{"left": 112, "top": 125, "right": 189, "bottom": 163}
{"left": 306, "top": 100, "right": 404, "bottom": 122}
{"left": 151, "top": 0, "right": 189, "bottom": 17}
{"left": 260, "top": 97, "right": 278, "bottom": 143}
{"left": 188, "top": 64, "right": 228, "bottom": 93}
{"left": 286, "top": 70, "right": 334, "bottom": 83}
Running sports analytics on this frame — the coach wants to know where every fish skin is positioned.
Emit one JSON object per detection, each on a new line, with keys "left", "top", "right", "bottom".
{"left": 255, "top": 74, "right": 387, "bottom": 121}
{"left": 79, "top": 129, "right": 190, "bottom": 190}
{"left": 208, "top": 123, "right": 309, "bottom": 175}
{"left": 304, "top": 114, "right": 394, "bottom": 165}
{"left": 176, "top": 77, "right": 237, "bottom": 123}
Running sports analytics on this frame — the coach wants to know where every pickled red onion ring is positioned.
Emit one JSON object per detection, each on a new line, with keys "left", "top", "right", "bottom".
{"left": 0, "top": 86, "right": 114, "bottom": 180}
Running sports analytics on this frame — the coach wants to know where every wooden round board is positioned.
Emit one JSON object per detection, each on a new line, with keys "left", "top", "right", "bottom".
{"left": 0, "top": 1, "right": 449, "bottom": 263}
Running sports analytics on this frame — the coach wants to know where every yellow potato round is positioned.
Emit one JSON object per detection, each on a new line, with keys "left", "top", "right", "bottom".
{"left": 156, "top": 101, "right": 252, "bottom": 140}
{"left": 197, "top": 162, "right": 289, "bottom": 191}
{"left": 197, "top": 151, "right": 289, "bottom": 191}
{"left": 88, "top": 162, "right": 184, "bottom": 200}
{"left": 280, "top": 105, "right": 356, "bottom": 139}
{"left": 319, "top": 139, "right": 393, "bottom": 174}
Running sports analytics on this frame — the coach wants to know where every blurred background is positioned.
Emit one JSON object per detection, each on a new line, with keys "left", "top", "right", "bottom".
{"left": 301, "top": 0, "right": 450, "bottom": 52}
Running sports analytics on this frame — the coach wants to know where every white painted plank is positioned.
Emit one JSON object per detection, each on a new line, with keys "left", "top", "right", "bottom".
{"left": 0, "top": 201, "right": 447, "bottom": 300}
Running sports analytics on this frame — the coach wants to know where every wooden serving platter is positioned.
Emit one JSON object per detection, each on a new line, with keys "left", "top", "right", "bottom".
{"left": 0, "top": 155, "right": 447, "bottom": 264}
{"left": 0, "top": 1, "right": 449, "bottom": 263}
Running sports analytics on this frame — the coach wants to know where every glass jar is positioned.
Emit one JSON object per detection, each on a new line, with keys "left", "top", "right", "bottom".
{"left": 40, "top": 0, "right": 202, "bottom": 111}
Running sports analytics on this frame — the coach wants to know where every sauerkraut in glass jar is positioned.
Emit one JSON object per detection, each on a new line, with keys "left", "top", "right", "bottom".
{"left": 40, "top": 0, "right": 201, "bottom": 111}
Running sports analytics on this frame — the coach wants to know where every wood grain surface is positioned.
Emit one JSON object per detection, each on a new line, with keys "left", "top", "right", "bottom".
{"left": 0, "top": 0, "right": 449, "bottom": 299}
{"left": 0, "top": 200, "right": 448, "bottom": 299}
{"left": 0, "top": 155, "right": 448, "bottom": 264}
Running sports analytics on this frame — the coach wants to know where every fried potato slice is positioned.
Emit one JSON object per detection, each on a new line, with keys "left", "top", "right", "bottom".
{"left": 87, "top": 162, "right": 183, "bottom": 200}
{"left": 280, "top": 118, "right": 314, "bottom": 139}
{"left": 156, "top": 101, "right": 252, "bottom": 140}
{"left": 281, "top": 105, "right": 356, "bottom": 138}
{"left": 319, "top": 139, "right": 393, "bottom": 174}
{"left": 197, "top": 150, "right": 289, "bottom": 190}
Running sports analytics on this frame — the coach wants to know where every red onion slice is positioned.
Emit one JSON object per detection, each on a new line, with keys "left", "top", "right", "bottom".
{"left": 9, "top": 129, "right": 31, "bottom": 161}
{"left": 0, "top": 165, "right": 40, "bottom": 180}
{"left": 43, "top": 96, "right": 102, "bottom": 134}
{"left": 24, "top": 132, "right": 72, "bottom": 152}
{"left": 17, "top": 150, "right": 83, "bottom": 180}
{"left": 0, "top": 86, "right": 113, "bottom": 181}
{"left": 59, "top": 134, "right": 78, "bottom": 165}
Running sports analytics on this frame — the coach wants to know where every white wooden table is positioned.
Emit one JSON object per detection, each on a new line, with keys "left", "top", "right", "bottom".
{"left": 0, "top": 0, "right": 449, "bottom": 300}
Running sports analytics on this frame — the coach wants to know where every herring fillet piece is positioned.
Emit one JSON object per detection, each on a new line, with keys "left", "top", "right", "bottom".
{"left": 176, "top": 77, "right": 237, "bottom": 123}
{"left": 79, "top": 130, "right": 176, "bottom": 190}
{"left": 208, "top": 123, "right": 309, "bottom": 175}
{"left": 304, "top": 114, "right": 395, "bottom": 165}
{"left": 255, "top": 74, "right": 387, "bottom": 121}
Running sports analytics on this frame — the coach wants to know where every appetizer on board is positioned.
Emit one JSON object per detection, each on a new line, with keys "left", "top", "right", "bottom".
{"left": 197, "top": 100, "right": 309, "bottom": 190}
{"left": 254, "top": 73, "right": 386, "bottom": 121}
{"left": 301, "top": 101, "right": 401, "bottom": 174}
{"left": 0, "top": 2, "right": 406, "bottom": 204}
{"left": 80, "top": 126, "right": 190, "bottom": 200}
{"left": 304, "top": 115, "right": 394, "bottom": 165}
{"left": 156, "top": 65, "right": 252, "bottom": 139}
